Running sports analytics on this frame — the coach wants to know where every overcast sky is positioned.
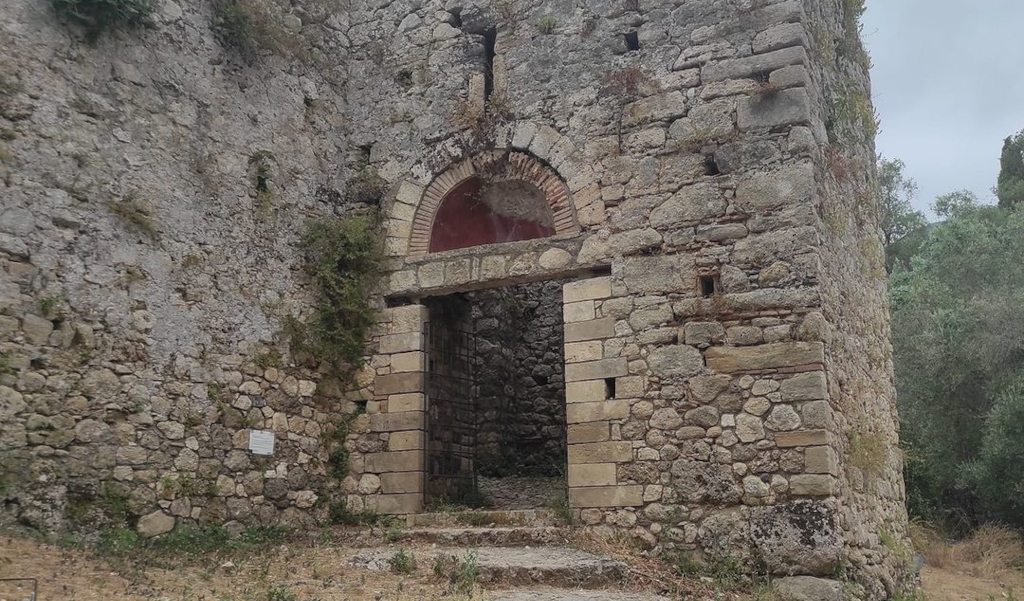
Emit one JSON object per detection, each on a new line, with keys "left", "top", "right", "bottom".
{"left": 862, "top": 0, "right": 1024, "bottom": 216}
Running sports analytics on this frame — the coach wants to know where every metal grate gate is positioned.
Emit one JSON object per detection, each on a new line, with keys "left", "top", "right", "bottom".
{"left": 424, "top": 320, "right": 478, "bottom": 505}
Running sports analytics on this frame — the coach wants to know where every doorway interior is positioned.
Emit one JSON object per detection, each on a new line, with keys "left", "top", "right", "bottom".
{"left": 422, "top": 279, "right": 570, "bottom": 511}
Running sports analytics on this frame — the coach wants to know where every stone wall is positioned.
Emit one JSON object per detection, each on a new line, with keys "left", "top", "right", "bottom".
{"left": 0, "top": 0, "right": 363, "bottom": 534}
{"left": 470, "top": 281, "right": 567, "bottom": 477}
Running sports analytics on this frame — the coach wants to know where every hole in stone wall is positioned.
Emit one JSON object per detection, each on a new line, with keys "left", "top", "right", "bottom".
{"left": 591, "top": 265, "right": 612, "bottom": 277}
{"left": 386, "top": 297, "right": 414, "bottom": 308}
{"left": 423, "top": 279, "right": 570, "bottom": 511}
{"left": 450, "top": 9, "right": 463, "bottom": 28}
{"left": 354, "top": 400, "right": 368, "bottom": 412}
{"left": 483, "top": 28, "right": 498, "bottom": 102}
{"left": 357, "top": 145, "right": 372, "bottom": 167}
{"left": 700, "top": 275, "right": 718, "bottom": 298}
{"left": 753, "top": 70, "right": 771, "bottom": 84}
{"left": 704, "top": 154, "right": 721, "bottom": 176}
{"left": 604, "top": 377, "right": 616, "bottom": 400}
{"left": 624, "top": 31, "right": 640, "bottom": 51}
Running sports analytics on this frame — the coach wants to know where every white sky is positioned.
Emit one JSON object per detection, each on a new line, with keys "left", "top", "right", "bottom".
{"left": 862, "top": 0, "right": 1024, "bottom": 216}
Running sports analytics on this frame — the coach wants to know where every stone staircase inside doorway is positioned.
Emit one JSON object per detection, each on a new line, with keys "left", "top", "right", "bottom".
{"left": 352, "top": 509, "right": 671, "bottom": 601}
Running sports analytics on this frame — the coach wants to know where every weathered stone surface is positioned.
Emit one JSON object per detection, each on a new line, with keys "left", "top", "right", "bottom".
{"left": 705, "top": 343, "right": 825, "bottom": 372}
{"left": 137, "top": 511, "right": 175, "bottom": 537}
{"left": 620, "top": 256, "right": 695, "bottom": 294}
{"left": 648, "top": 346, "right": 704, "bottom": 379}
{"left": 702, "top": 47, "right": 808, "bottom": 82}
{"left": 774, "top": 576, "right": 846, "bottom": 601}
{"left": 650, "top": 184, "right": 727, "bottom": 227}
{"left": 738, "top": 88, "right": 811, "bottom": 130}
{"left": 749, "top": 501, "right": 842, "bottom": 575}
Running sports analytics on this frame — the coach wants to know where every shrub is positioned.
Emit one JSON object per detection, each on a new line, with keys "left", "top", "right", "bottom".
{"left": 344, "top": 167, "right": 387, "bottom": 206}
{"left": 536, "top": 15, "right": 557, "bottom": 34}
{"left": 52, "top": 0, "right": 152, "bottom": 41}
{"left": 327, "top": 499, "right": 377, "bottom": 526}
{"left": 288, "top": 214, "right": 380, "bottom": 383}
{"left": 389, "top": 548, "right": 416, "bottom": 574}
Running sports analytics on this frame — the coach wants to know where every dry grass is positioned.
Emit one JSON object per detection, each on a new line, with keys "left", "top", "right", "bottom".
{"left": 913, "top": 523, "right": 1024, "bottom": 579}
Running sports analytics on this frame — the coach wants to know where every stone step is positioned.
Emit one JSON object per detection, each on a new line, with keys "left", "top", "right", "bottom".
{"left": 405, "top": 508, "right": 562, "bottom": 528}
{"left": 352, "top": 546, "right": 626, "bottom": 589}
{"left": 490, "top": 590, "right": 670, "bottom": 601}
{"left": 397, "top": 525, "right": 570, "bottom": 547}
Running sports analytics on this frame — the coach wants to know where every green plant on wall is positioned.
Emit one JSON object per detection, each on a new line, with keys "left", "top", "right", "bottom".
{"left": 288, "top": 209, "right": 381, "bottom": 384}
{"left": 52, "top": 0, "right": 153, "bottom": 41}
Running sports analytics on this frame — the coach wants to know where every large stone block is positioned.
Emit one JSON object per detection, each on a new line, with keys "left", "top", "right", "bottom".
{"left": 373, "top": 494, "right": 423, "bottom": 515}
{"left": 775, "top": 429, "right": 829, "bottom": 448}
{"left": 749, "top": 500, "right": 842, "bottom": 576}
{"left": 565, "top": 341, "right": 604, "bottom": 364}
{"left": 705, "top": 342, "right": 824, "bottom": 372}
{"left": 568, "top": 422, "right": 611, "bottom": 444}
{"left": 780, "top": 372, "right": 828, "bottom": 401}
{"left": 702, "top": 46, "right": 808, "bottom": 83}
{"left": 364, "top": 451, "right": 425, "bottom": 473}
{"left": 563, "top": 300, "right": 596, "bottom": 323}
{"left": 378, "top": 332, "right": 424, "bottom": 354}
{"left": 563, "top": 277, "right": 612, "bottom": 302}
{"left": 620, "top": 255, "right": 696, "bottom": 295}
{"left": 648, "top": 345, "right": 704, "bottom": 379}
{"left": 789, "top": 474, "right": 836, "bottom": 497}
{"left": 390, "top": 351, "right": 425, "bottom": 373}
{"left": 568, "top": 463, "right": 617, "bottom": 487}
{"left": 381, "top": 472, "right": 424, "bottom": 494}
{"left": 569, "top": 441, "right": 633, "bottom": 464}
{"left": 738, "top": 88, "right": 811, "bottom": 131}
{"left": 650, "top": 183, "right": 727, "bottom": 227}
{"left": 389, "top": 430, "right": 425, "bottom": 451}
{"left": 565, "top": 357, "right": 628, "bottom": 382}
{"left": 569, "top": 485, "right": 643, "bottom": 508}
{"left": 622, "top": 91, "right": 686, "bottom": 127}
{"left": 564, "top": 318, "right": 615, "bottom": 343}
{"left": 375, "top": 372, "right": 425, "bottom": 395}
{"left": 567, "top": 400, "right": 630, "bottom": 424}
{"left": 388, "top": 393, "right": 425, "bottom": 413}
{"left": 370, "top": 411, "right": 424, "bottom": 433}
{"left": 774, "top": 576, "right": 845, "bottom": 601}
{"left": 566, "top": 379, "right": 610, "bottom": 403}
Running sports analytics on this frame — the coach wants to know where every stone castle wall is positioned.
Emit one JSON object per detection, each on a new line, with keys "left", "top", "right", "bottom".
{"left": 0, "top": 0, "right": 910, "bottom": 596}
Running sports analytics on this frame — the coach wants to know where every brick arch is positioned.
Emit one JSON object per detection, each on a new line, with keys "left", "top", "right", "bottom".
{"left": 407, "top": 151, "right": 578, "bottom": 256}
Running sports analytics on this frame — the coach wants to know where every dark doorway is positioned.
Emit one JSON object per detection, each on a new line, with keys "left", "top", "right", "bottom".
{"left": 422, "top": 280, "right": 569, "bottom": 510}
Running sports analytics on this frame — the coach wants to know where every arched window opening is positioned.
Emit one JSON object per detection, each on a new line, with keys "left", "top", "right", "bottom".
{"left": 429, "top": 177, "right": 556, "bottom": 253}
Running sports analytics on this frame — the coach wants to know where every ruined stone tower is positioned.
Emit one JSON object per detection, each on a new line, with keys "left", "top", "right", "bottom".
{"left": 0, "top": 0, "right": 910, "bottom": 597}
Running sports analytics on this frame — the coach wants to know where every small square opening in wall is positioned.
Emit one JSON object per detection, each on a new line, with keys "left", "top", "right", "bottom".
{"left": 354, "top": 400, "right": 368, "bottom": 413}
{"left": 699, "top": 275, "right": 718, "bottom": 298}
{"left": 624, "top": 31, "right": 640, "bottom": 51}
{"left": 605, "top": 378, "right": 617, "bottom": 399}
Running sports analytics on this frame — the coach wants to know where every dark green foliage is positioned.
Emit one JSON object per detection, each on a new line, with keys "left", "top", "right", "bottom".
{"left": 52, "top": 0, "right": 152, "bottom": 41}
{"left": 963, "top": 377, "right": 1024, "bottom": 526}
{"left": 97, "top": 524, "right": 289, "bottom": 557}
{"left": 289, "top": 214, "right": 380, "bottom": 384}
{"left": 877, "top": 157, "right": 927, "bottom": 271}
{"left": 389, "top": 548, "right": 416, "bottom": 574}
{"left": 344, "top": 167, "right": 388, "bottom": 206}
{"left": 327, "top": 499, "right": 378, "bottom": 526}
{"left": 997, "top": 129, "right": 1024, "bottom": 209}
{"left": 891, "top": 203, "right": 1024, "bottom": 532}
{"left": 323, "top": 408, "right": 363, "bottom": 480}
{"left": 327, "top": 447, "right": 350, "bottom": 479}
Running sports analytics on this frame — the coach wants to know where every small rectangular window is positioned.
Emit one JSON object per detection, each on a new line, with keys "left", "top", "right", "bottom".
{"left": 700, "top": 275, "right": 717, "bottom": 298}
{"left": 605, "top": 377, "right": 616, "bottom": 399}
{"left": 624, "top": 32, "right": 640, "bottom": 51}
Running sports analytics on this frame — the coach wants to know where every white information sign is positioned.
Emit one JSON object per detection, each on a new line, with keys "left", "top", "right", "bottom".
{"left": 248, "top": 430, "right": 275, "bottom": 456}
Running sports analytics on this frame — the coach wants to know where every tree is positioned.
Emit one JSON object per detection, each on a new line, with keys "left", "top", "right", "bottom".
{"left": 877, "top": 157, "right": 927, "bottom": 271}
{"left": 891, "top": 204, "right": 1024, "bottom": 532}
{"left": 932, "top": 189, "right": 979, "bottom": 219}
{"left": 997, "top": 129, "right": 1024, "bottom": 208}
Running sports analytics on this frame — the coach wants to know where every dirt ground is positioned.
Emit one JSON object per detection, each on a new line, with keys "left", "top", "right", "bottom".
{"left": 2, "top": 533, "right": 1022, "bottom": 601}
{"left": 921, "top": 565, "right": 1023, "bottom": 601}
